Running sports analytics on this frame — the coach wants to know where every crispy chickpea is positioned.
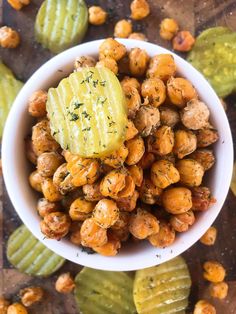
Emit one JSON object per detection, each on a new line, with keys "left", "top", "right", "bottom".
{"left": 93, "top": 199, "right": 119, "bottom": 228}
{"left": 20, "top": 287, "right": 44, "bottom": 307}
{"left": 170, "top": 210, "right": 195, "bottom": 232}
{"left": 148, "top": 221, "right": 175, "bottom": 248}
{"left": 200, "top": 226, "right": 217, "bottom": 246}
{"left": 114, "top": 19, "right": 132, "bottom": 38}
{"left": 74, "top": 55, "right": 96, "bottom": 71}
{"left": 162, "top": 187, "right": 192, "bottom": 214}
{"left": 151, "top": 160, "right": 180, "bottom": 189}
{"left": 128, "top": 32, "right": 147, "bottom": 41}
{"left": 210, "top": 282, "right": 228, "bottom": 299}
{"left": 181, "top": 99, "right": 210, "bottom": 130}
{"left": 41, "top": 212, "right": 71, "bottom": 239}
{"left": 28, "top": 90, "right": 47, "bottom": 118}
{"left": 147, "top": 126, "right": 174, "bottom": 156}
{"left": 167, "top": 77, "right": 197, "bottom": 108}
{"left": 69, "top": 197, "right": 94, "bottom": 221}
{"left": 96, "top": 57, "right": 118, "bottom": 75}
{"left": 37, "top": 198, "right": 60, "bottom": 217}
{"left": 121, "top": 76, "right": 141, "bottom": 91}
{"left": 160, "top": 18, "right": 179, "bottom": 40}
{"left": 125, "top": 136, "right": 145, "bottom": 165}
{"left": 117, "top": 175, "right": 136, "bottom": 199}
{"left": 147, "top": 54, "right": 176, "bottom": 81}
{"left": 80, "top": 218, "right": 108, "bottom": 247}
{"left": 203, "top": 261, "right": 226, "bottom": 283}
{"left": 100, "top": 169, "right": 126, "bottom": 198}
{"left": 99, "top": 38, "right": 126, "bottom": 61}
{"left": 101, "top": 144, "right": 128, "bottom": 168}
{"left": 70, "top": 222, "right": 82, "bottom": 245}
{"left": 88, "top": 6, "right": 107, "bottom": 25}
{"left": 123, "top": 84, "right": 141, "bottom": 118}
{"left": 134, "top": 105, "right": 160, "bottom": 137}
{"left": 93, "top": 234, "right": 121, "bottom": 256}
{"left": 37, "top": 152, "right": 64, "bottom": 177}
{"left": 173, "top": 129, "right": 197, "bottom": 159}
{"left": 41, "top": 178, "right": 63, "bottom": 202}
{"left": 196, "top": 128, "right": 219, "bottom": 148}
{"left": 173, "top": 31, "right": 195, "bottom": 52}
{"left": 128, "top": 165, "right": 143, "bottom": 187}
{"left": 176, "top": 159, "right": 204, "bottom": 187}
{"left": 193, "top": 300, "right": 216, "bottom": 314}
{"left": 129, "top": 48, "right": 149, "bottom": 77}
{"left": 7, "top": 303, "right": 28, "bottom": 314}
{"left": 111, "top": 212, "right": 130, "bottom": 241}
{"left": 139, "top": 178, "right": 163, "bottom": 204}
{"left": 25, "top": 138, "right": 37, "bottom": 165}
{"left": 55, "top": 273, "right": 75, "bottom": 294}
{"left": 137, "top": 152, "right": 155, "bottom": 169}
{"left": 116, "top": 190, "right": 139, "bottom": 212}
{"left": 125, "top": 119, "right": 139, "bottom": 141}
{"left": 53, "top": 163, "right": 75, "bottom": 195}
{"left": 32, "top": 119, "right": 60, "bottom": 156}
{"left": 191, "top": 186, "right": 216, "bottom": 211}
{"left": 189, "top": 149, "right": 215, "bottom": 171}
{"left": 0, "top": 26, "right": 20, "bottom": 48}
{"left": 29, "top": 170, "right": 44, "bottom": 192}
{"left": 7, "top": 0, "right": 30, "bottom": 11}
{"left": 130, "top": 0, "right": 150, "bottom": 20}
{"left": 0, "top": 297, "right": 10, "bottom": 314}
{"left": 141, "top": 78, "right": 166, "bottom": 107}
{"left": 160, "top": 106, "right": 180, "bottom": 128}
{"left": 82, "top": 181, "right": 103, "bottom": 201}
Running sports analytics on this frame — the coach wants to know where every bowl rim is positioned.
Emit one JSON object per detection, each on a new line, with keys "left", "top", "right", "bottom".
{"left": 2, "top": 38, "right": 234, "bottom": 271}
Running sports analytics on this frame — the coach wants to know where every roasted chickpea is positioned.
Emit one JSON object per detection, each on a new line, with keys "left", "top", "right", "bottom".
{"left": 139, "top": 178, "right": 163, "bottom": 204}
{"left": 148, "top": 221, "right": 175, "bottom": 248}
{"left": 99, "top": 38, "right": 126, "bottom": 61}
{"left": 181, "top": 99, "right": 210, "bottom": 130}
{"left": 7, "top": 303, "right": 28, "bottom": 314}
{"left": 189, "top": 149, "right": 215, "bottom": 171}
{"left": 0, "top": 297, "right": 10, "bottom": 314}
{"left": 82, "top": 181, "right": 103, "bottom": 201}
{"left": 173, "top": 31, "right": 195, "bottom": 52}
{"left": 128, "top": 32, "right": 147, "bottom": 41}
{"left": 122, "top": 84, "right": 141, "bottom": 118}
{"left": 162, "top": 187, "right": 192, "bottom": 214}
{"left": 210, "top": 282, "right": 228, "bottom": 299}
{"left": 167, "top": 77, "right": 197, "bottom": 108}
{"left": 96, "top": 57, "right": 118, "bottom": 75}
{"left": 111, "top": 212, "right": 130, "bottom": 241}
{"left": 37, "top": 198, "right": 60, "bottom": 217}
{"left": 55, "top": 273, "right": 75, "bottom": 294}
{"left": 200, "top": 226, "right": 217, "bottom": 246}
{"left": 191, "top": 186, "right": 216, "bottom": 211}
{"left": 28, "top": 90, "right": 47, "bottom": 118}
{"left": 29, "top": 170, "right": 44, "bottom": 192}
{"left": 125, "top": 136, "right": 145, "bottom": 165}
{"left": 53, "top": 163, "right": 75, "bottom": 195}
{"left": 134, "top": 105, "right": 160, "bottom": 137}
{"left": 130, "top": 0, "right": 150, "bottom": 20}
{"left": 156, "top": 152, "right": 176, "bottom": 164}
{"left": 80, "top": 218, "right": 108, "bottom": 247}
{"left": 7, "top": 0, "right": 30, "bottom": 10}
{"left": 151, "top": 160, "right": 180, "bottom": 189}
{"left": 196, "top": 128, "right": 219, "bottom": 148}
{"left": 93, "top": 199, "right": 119, "bottom": 228}
{"left": 148, "top": 126, "right": 174, "bottom": 156}
{"left": 100, "top": 169, "right": 126, "bottom": 198}
{"left": 147, "top": 54, "right": 176, "bottom": 81}
{"left": 193, "top": 300, "right": 216, "bottom": 314}
{"left": 125, "top": 119, "right": 139, "bottom": 141}
{"left": 70, "top": 222, "right": 82, "bottom": 245}
{"left": 170, "top": 210, "right": 195, "bottom": 232}
{"left": 176, "top": 159, "right": 204, "bottom": 187}
{"left": 128, "top": 165, "right": 143, "bottom": 187}
{"left": 141, "top": 78, "right": 166, "bottom": 107}
{"left": 20, "top": 287, "right": 44, "bottom": 307}
{"left": 37, "top": 152, "right": 64, "bottom": 177}
{"left": 117, "top": 175, "right": 136, "bottom": 199}
{"left": 32, "top": 119, "right": 60, "bottom": 156}
{"left": 203, "top": 261, "right": 226, "bottom": 283}
{"left": 25, "top": 138, "right": 37, "bottom": 165}
{"left": 101, "top": 144, "right": 128, "bottom": 168}
{"left": 116, "top": 190, "right": 139, "bottom": 212}
{"left": 121, "top": 76, "right": 141, "bottom": 91}
{"left": 173, "top": 129, "right": 197, "bottom": 159}
{"left": 137, "top": 152, "right": 155, "bottom": 169}
{"left": 74, "top": 55, "right": 96, "bottom": 71}
{"left": 129, "top": 48, "right": 149, "bottom": 77}
{"left": 69, "top": 197, "right": 94, "bottom": 221}
{"left": 41, "top": 212, "right": 71, "bottom": 239}
{"left": 160, "top": 106, "right": 180, "bottom": 128}
{"left": 41, "top": 178, "right": 63, "bottom": 202}
{"left": 0, "top": 26, "right": 20, "bottom": 48}
{"left": 160, "top": 18, "right": 179, "bottom": 40}
{"left": 114, "top": 19, "right": 132, "bottom": 38}
{"left": 93, "top": 235, "right": 121, "bottom": 256}
{"left": 88, "top": 6, "right": 107, "bottom": 25}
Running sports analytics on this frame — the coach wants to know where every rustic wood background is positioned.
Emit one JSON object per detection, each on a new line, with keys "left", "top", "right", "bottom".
{"left": 1, "top": 0, "right": 236, "bottom": 313}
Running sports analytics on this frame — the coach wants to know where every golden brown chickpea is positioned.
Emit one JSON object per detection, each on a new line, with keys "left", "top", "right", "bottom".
{"left": 128, "top": 32, "right": 147, "bottom": 41}
{"left": 147, "top": 126, "right": 174, "bottom": 156}
{"left": 122, "top": 84, "right": 141, "bottom": 118}
{"left": 53, "top": 163, "right": 75, "bottom": 195}
{"left": 173, "top": 129, "right": 197, "bottom": 159}
{"left": 116, "top": 190, "right": 139, "bottom": 212}
{"left": 147, "top": 54, "right": 176, "bottom": 81}
{"left": 100, "top": 169, "right": 126, "bottom": 198}
{"left": 189, "top": 149, "right": 215, "bottom": 171}
{"left": 20, "top": 287, "right": 44, "bottom": 307}
{"left": 0, "top": 297, "right": 10, "bottom": 314}
{"left": 82, "top": 181, "right": 103, "bottom": 201}
{"left": 117, "top": 175, "right": 135, "bottom": 199}
{"left": 173, "top": 31, "right": 195, "bottom": 52}
{"left": 148, "top": 221, "right": 175, "bottom": 248}
{"left": 80, "top": 218, "right": 108, "bottom": 247}
{"left": 181, "top": 99, "right": 210, "bottom": 130}
{"left": 88, "top": 6, "right": 107, "bottom": 25}
{"left": 141, "top": 78, "right": 166, "bottom": 107}
{"left": 162, "top": 187, "right": 192, "bottom": 214}
{"left": 37, "top": 198, "right": 60, "bottom": 217}
{"left": 129, "top": 208, "right": 159, "bottom": 239}
{"left": 96, "top": 57, "right": 118, "bottom": 75}
{"left": 121, "top": 76, "right": 141, "bottom": 92}
{"left": 160, "top": 18, "right": 179, "bottom": 40}
{"left": 137, "top": 152, "right": 155, "bottom": 169}
{"left": 69, "top": 197, "right": 94, "bottom": 221}
{"left": 93, "top": 199, "right": 119, "bottom": 228}
{"left": 28, "top": 90, "right": 47, "bottom": 118}
{"left": 170, "top": 210, "right": 195, "bottom": 232}
{"left": 99, "top": 38, "right": 126, "bottom": 61}
{"left": 193, "top": 300, "right": 216, "bottom": 314}
{"left": 7, "top": 0, "right": 30, "bottom": 11}
{"left": 130, "top": 0, "right": 150, "bottom": 20}
{"left": 74, "top": 55, "right": 96, "bottom": 71}
{"left": 0, "top": 26, "right": 20, "bottom": 48}
{"left": 151, "top": 160, "right": 180, "bottom": 189}
{"left": 129, "top": 48, "right": 149, "bottom": 77}
{"left": 160, "top": 106, "right": 180, "bottom": 128}
{"left": 7, "top": 303, "right": 28, "bottom": 314}
{"left": 125, "top": 136, "right": 145, "bottom": 165}
{"left": 203, "top": 261, "right": 226, "bottom": 283}
{"left": 70, "top": 222, "right": 82, "bottom": 245}
{"left": 191, "top": 186, "right": 216, "bottom": 211}
{"left": 176, "top": 159, "right": 204, "bottom": 187}
{"left": 25, "top": 138, "right": 37, "bottom": 165}
{"left": 114, "top": 19, "right": 132, "bottom": 38}
{"left": 167, "top": 77, "right": 197, "bottom": 108}
{"left": 134, "top": 105, "right": 160, "bottom": 137}
{"left": 125, "top": 119, "right": 139, "bottom": 141}
{"left": 93, "top": 234, "right": 121, "bottom": 256}
{"left": 55, "top": 273, "right": 75, "bottom": 294}
{"left": 128, "top": 165, "right": 143, "bottom": 187}
{"left": 29, "top": 170, "right": 44, "bottom": 192}
{"left": 139, "top": 178, "right": 163, "bottom": 204}
{"left": 32, "top": 119, "right": 60, "bottom": 156}
{"left": 41, "top": 178, "right": 63, "bottom": 202}
{"left": 41, "top": 212, "right": 71, "bottom": 239}
{"left": 210, "top": 282, "right": 228, "bottom": 299}
{"left": 37, "top": 152, "right": 64, "bottom": 177}
{"left": 200, "top": 226, "right": 217, "bottom": 246}
{"left": 101, "top": 144, "right": 128, "bottom": 168}
{"left": 196, "top": 128, "right": 219, "bottom": 148}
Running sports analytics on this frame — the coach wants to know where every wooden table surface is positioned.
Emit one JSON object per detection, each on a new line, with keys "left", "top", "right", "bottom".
{"left": 1, "top": 0, "right": 236, "bottom": 313}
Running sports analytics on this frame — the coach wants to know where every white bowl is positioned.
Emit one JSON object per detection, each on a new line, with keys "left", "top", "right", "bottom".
{"left": 2, "top": 39, "right": 233, "bottom": 271}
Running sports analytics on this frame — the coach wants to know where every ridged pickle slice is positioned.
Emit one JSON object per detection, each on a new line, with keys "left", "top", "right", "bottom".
{"left": 187, "top": 27, "right": 236, "bottom": 97}
{"left": 0, "top": 62, "right": 23, "bottom": 137}
{"left": 74, "top": 267, "right": 136, "bottom": 314}
{"left": 47, "top": 67, "right": 127, "bottom": 157}
{"left": 133, "top": 256, "right": 191, "bottom": 314}
{"left": 35, "top": 0, "right": 88, "bottom": 53}
{"left": 7, "top": 225, "right": 65, "bottom": 277}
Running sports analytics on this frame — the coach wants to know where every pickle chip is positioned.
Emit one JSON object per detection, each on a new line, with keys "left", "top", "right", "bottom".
{"left": 74, "top": 267, "right": 136, "bottom": 314}
{"left": 133, "top": 256, "right": 191, "bottom": 314}
{"left": 188, "top": 27, "right": 236, "bottom": 97}
{"left": 230, "top": 162, "right": 236, "bottom": 196}
{"left": 7, "top": 225, "right": 65, "bottom": 277}
{"left": 47, "top": 67, "right": 127, "bottom": 157}
{"left": 35, "top": 0, "right": 88, "bottom": 53}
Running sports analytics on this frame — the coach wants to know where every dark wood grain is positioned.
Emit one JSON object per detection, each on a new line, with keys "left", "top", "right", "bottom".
{"left": 1, "top": 0, "right": 236, "bottom": 313}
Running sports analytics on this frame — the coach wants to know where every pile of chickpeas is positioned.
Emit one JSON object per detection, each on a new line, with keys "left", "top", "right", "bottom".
{"left": 27, "top": 38, "right": 218, "bottom": 256}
